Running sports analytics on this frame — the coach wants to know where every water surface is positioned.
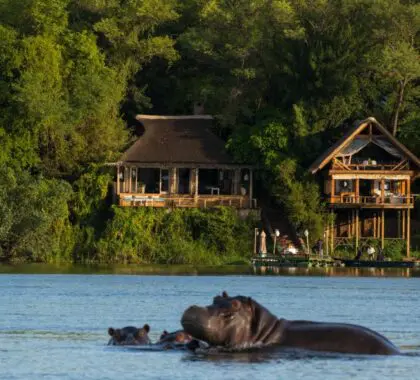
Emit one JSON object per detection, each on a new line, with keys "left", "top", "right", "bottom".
{"left": 0, "top": 274, "right": 419, "bottom": 379}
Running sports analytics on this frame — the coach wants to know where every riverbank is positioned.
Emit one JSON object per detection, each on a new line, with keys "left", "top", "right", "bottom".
{"left": 1, "top": 263, "right": 420, "bottom": 277}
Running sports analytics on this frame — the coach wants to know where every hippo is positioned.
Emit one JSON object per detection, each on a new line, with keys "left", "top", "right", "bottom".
{"left": 156, "top": 329, "right": 202, "bottom": 350}
{"left": 108, "top": 324, "right": 151, "bottom": 345}
{"left": 181, "top": 291, "right": 400, "bottom": 355}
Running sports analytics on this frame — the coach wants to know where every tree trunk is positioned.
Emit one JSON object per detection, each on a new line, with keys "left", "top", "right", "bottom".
{"left": 391, "top": 78, "right": 407, "bottom": 136}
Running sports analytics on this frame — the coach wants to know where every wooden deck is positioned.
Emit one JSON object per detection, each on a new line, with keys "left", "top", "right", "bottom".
{"left": 118, "top": 193, "right": 257, "bottom": 209}
{"left": 328, "top": 195, "right": 413, "bottom": 208}
{"left": 252, "top": 254, "right": 337, "bottom": 268}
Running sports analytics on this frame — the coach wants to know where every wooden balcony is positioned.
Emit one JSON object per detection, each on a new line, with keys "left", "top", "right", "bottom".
{"left": 331, "top": 159, "right": 410, "bottom": 172}
{"left": 328, "top": 194, "right": 414, "bottom": 208}
{"left": 118, "top": 193, "right": 257, "bottom": 209}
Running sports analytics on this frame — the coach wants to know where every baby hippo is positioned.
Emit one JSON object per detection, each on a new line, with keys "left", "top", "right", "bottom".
{"left": 108, "top": 324, "right": 151, "bottom": 345}
{"left": 157, "top": 330, "right": 194, "bottom": 349}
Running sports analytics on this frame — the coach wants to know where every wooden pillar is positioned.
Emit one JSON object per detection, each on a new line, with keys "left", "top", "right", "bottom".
{"left": 233, "top": 169, "right": 240, "bottom": 195}
{"left": 381, "top": 178, "right": 385, "bottom": 204}
{"left": 330, "top": 177, "right": 335, "bottom": 203}
{"left": 134, "top": 167, "right": 138, "bottom": 193}
{"left": 355, "top": 178, "right": 359, "bottom": 203}
{"left": 381, "top": 209, "right": 385, "bottom": 249}
{"left": 373, "top": 213, "right": 377, "bottom": 238}
{"left": 124, "top": 167, "right": 128, "bottom": 193}
{"left": 169, "top": 168, "right": 177, "bottom": 195}
{"left": 355, "top": 209, "right": 359, "bottom": 251}
{"left": 397, "top": 211, "right": 401, "bottom": 238}
{"left": 347, "top": 213, "right": 351, "bottom": 238}
{"left": 189, "top": 168, "right": 195, "bottom": 195}
{"left": 195, "top": 168, "right": 199, "bottom": 198}
{"left": 249, "top": 169, "right": 253, "bottom": 208}
{"left": 407, "top": 179, "right": 411, "bottom": 205}
{"left": 402, "top": 210, "right": 406, "bottom": 239}
{"left": 117, "top": 165, "right": 121, "bottom": 195}
{"left": 406, "top": 208, "right": 411, "bottom": 257}
{"left": 129, "top": 166, "right": 132, "bottom": 193}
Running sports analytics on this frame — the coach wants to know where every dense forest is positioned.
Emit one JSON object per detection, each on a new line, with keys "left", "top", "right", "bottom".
{"left": 0, "top": 0, "right": 419, "bottom": 263}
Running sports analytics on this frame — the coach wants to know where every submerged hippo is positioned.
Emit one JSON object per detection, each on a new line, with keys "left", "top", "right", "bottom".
{"left": 181, "top": 291, "right": 400, "bottom": 355}
{"left": 108, "top": 324, "right": 151, "bottom": 345}
{"left": 156, "top": 330, "right": 195, "bottom": 349}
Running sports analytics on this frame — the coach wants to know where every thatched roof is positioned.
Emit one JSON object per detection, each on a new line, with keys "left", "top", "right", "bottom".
{"left": 309, "top": 117, "right": 420, "bottom": 174}
{"left": 120, "top": 115, "right": 243, "bottom": 167}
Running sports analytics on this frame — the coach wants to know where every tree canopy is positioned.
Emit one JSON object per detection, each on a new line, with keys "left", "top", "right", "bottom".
{"left": 0, "top": 0, "right": 419, "bottom": 262}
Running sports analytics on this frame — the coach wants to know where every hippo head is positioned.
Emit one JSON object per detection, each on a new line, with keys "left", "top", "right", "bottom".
{"left": 107, "top": 324, "right": 150, "bottom": 345}
{"left": 181, "top": 291, "right": 260, "bottom": 348}
{"left": 159, "top": 330, "right": 193, "bottom": 345}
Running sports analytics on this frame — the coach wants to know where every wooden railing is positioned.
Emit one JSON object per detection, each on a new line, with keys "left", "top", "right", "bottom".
{"left": 118, "top": 193, "right": 258, "bottom": 209}
{"left": 329, "top": 194, "right": 413, "bottom": 206}
{"left": 332, "top": 161, "right": 409, "bottom": 171}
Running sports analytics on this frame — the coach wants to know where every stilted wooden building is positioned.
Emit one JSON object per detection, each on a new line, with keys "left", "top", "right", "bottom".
{"left": 113, "top": 115, "right": 257, "bottom": 210}
{"left": 309, "top": 117, "right": 420, "bottom": 257}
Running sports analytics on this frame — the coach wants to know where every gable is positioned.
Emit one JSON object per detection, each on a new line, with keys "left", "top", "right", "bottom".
{"left": 309, "top": 117, "right": 420, "bottom": 173}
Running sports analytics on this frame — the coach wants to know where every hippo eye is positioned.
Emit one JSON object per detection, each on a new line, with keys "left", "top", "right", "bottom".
{"left": 222, "top": 311, "right": 234, "bottom": 320}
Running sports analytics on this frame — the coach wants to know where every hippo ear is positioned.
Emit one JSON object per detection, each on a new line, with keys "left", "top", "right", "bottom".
{"left": 231, "top": 299, "right": 241, "bottom": 311}
{"left": 108, "top": 327, "right": 115, "bottom": 337}
{"left": 222, "top": 291, "right": 229, "bottom": 298}
{"left": 143, "top": 324, "right": 150, "bottom": 333}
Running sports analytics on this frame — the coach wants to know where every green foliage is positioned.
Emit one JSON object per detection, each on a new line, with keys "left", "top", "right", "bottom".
{"left": 384, "top": 240, "right": 406, "bottom": 261}
{"left": 0, "top": 166, "right": 74, "bottom": 263}
{"left": 95, "top": 207, "right": 255, "bottom": 265}
{"left": 1, "top": 0, "right": 419, "bottom": 263}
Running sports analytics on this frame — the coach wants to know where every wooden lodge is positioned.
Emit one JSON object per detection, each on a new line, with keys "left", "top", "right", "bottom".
{"left": 309, "top": 117, "right": 420, "bottom": 257}
{"left": 113, "top": 115, "right": 257, "bottom": 210}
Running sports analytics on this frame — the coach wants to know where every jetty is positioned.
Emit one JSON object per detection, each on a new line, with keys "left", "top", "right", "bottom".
{"left": 252, "top": 254, "right": 420, "bottom": 269}
{"left": 252, "top": 254, "right": 339, "bottom": 268}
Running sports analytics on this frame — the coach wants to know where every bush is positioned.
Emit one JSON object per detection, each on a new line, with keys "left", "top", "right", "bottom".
{"left": 95, "top": 206, "right": 257, "bottom": 265}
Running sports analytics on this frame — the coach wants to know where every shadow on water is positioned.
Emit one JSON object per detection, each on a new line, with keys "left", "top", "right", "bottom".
{"left": 0, "top": 263, "right": 420, "bottom": 277}
{"left": 181, "top": 347, "right": 396, "bottom": 364}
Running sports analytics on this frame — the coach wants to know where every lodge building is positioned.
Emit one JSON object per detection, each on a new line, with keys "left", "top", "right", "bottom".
{"left": 113, "top": 115, "right": 257, "bottom": 210}
{"left": 309, "top": 117, "right": 420, "bottom": 257}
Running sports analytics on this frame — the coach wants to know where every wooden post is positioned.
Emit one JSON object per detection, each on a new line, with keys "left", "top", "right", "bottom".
{"left": 373, "top": 213, "right": 377, "bottom": 238}
{"left": 381, "top": 209, "right": 385, "bottom": 249}
{"left": 355, "top": 178, "right": 359, "bottom": 203}
{"left": 402, "top": 210, "right": 406, "bottom": 239}
{"left": 381, "top": 178, "right": 385, "bottom": 204}
{"left": 330, "top": 177, "right": 335, "bottom": 203}
{"left": 397, "top": 211, "right": 401, "bottom": 238}
{"left": 406, "top": 179, "right": 411, "bottom": 204}
{"left": 249, "top": 169, "right": 253, "bottom": 208}
{"left": 117, "top": 165, "right": 121, "bottom": 195}
{"left": 406, "top": 208, "right": 411, "bottom": 257}
{"left": 169, "top": 168, "right": 177, "bottom": 195}
{"left": 195, "top": 168, "right": 199, "bottom": 198}
{"left": 134, "top": 167, "right": 138, "bottom": 193}
{"left": 347, "top": 213, "right": 351, "bottom": 238}
{"left": 124, "top": 167, "right": 128, "bottom": 193}
{"left": 189, "top": 168, "right": 195, "bottom": 196}
{"left": 355, "top": 209, "right": 359, "bottom": 251}
{"left": 129, "top": 166, "right": 132, "bottom": 193}
{"left": 233, "top": 169, "right": 240, "bottom": 195}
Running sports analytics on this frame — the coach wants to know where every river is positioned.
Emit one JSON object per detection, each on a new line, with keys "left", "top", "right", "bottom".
{"left": 0, "top": 269, "right": 419, "bottom": 379}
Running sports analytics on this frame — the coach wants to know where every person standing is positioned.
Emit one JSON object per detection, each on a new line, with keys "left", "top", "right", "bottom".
{"left": 367, "top": 245, "right": 376, "bottom": 261}
{"left": 316, "top": 239, "right": 324, "bottom": 257}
